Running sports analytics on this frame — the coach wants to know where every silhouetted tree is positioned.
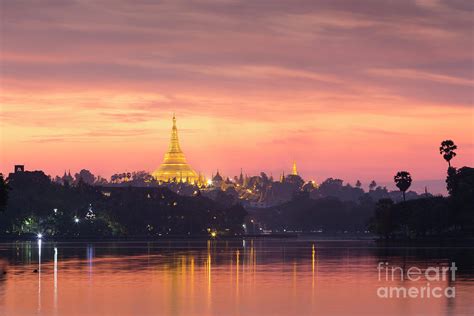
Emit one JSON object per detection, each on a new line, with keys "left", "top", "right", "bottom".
{"left": 394, "top": 171, "right": 412, "bottom": 202}
{"left": 0, "top": 174, "right": 9, "bottom": 213}
{"left": 75, "top": 169, "right": 95, "bottom": 185}
{"left": 446, "top": 167, "right": 474, "bottom": 232}
{"left": 95, "top": 176, "right": 108, "bottom": 186}
{"left": 318, "top": 178, "right": 343, "bottom": 195}
{"left": 369, "top": 180, "right": 377, "bottom": 191}
{"left": 130, "top": 171, "right": 154, "bottom": 185}
{"left": 446, "top": 167, "right": 458, "bottom": 196}
{"left": 111, "top": 174, "right": 119, "bottom": 183}
{"left": 370, "top": 199, "right": 396, "bottom": 239}
{"left": 355, "top": 180, "right": 362, "bottom": 188}
{"left": 439, "top": 140, "right": 457, "bottom": 168}
{"left": 215, "top": 190, "right": 236, "bottom": 208}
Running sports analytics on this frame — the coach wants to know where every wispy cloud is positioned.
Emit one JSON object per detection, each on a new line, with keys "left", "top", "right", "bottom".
{"left": 23, "top": 129, "right": 156, "bottom": 143}
{"left": 368, "top": 68, "right": 474, "bottom": 87}
{"left": 352, "top": 127, "right": 408, "bottom": 136}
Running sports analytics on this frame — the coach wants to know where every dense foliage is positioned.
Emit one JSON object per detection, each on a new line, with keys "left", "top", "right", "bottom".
{"left": 370, "top": 167, "right": 474, "bottom": 239}
{"left": 0, "top": 174, "right": 8, "bottom": 213}
{"left": 0, "top": 171, "right": 247, "bottom": 239}
{"left": 249, "top": 193, "right": 375, "bottom": 233}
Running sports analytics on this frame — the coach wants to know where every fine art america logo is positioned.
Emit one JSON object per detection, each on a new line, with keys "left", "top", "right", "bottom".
{"left": 377, "top": 262, "right": 457, "bottom": 299}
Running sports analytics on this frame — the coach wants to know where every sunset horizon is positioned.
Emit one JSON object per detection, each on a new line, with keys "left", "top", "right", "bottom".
{"left": 2, "top": 111, "right": 471, "bottom": 194}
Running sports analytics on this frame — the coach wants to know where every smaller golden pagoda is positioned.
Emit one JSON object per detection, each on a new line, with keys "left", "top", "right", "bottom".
{"left": 152, "top": 115, "right": 199, "bottom": 183}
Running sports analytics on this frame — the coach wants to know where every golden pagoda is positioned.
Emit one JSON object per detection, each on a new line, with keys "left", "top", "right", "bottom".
{"left": 292, "top": 161, "right": 298, "bottom": 175}
{"left": 152, "top": 115, "right": 198, "bottom": 183}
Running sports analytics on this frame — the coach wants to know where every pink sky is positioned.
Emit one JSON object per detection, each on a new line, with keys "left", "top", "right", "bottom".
{"left": 1, "top": 0, "right": 473, "bottom": 193}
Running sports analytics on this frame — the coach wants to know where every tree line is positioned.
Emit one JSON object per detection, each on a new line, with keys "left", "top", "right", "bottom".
{"left": 371, "top": 140, "right": 473, "bottom": 240}
{"left": 0, "top": 172, "right": 247, "bottom": 239}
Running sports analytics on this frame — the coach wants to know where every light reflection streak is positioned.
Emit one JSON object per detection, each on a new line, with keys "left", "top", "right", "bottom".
{"left": 180, "top": 255, "right": 186, "bottom": 312}
{"left": 37, "top": 239, "right": 42, "bottom": 313}
{"left": 249, "top": 241, "right": 254, "bottom": 275}
{"left": 28, "top": 243, "right": 31, "bottom": 264}
{"left": 293, "top": 261, "right": 297, "bottom": 298}
{"left": 190, "top": 257, "right": 195, "bottom": 310}
{"left": 207, "top": 240, "right": 212, "bottom": 310}
{"left": 181, "top": 256, "right": 186, "bottom": 276}
{"left": 312, "top": 244, "right": 315, "bottom": 289}
{"left": 235, "top": 249, "right": 240, "bottom": 304}
{"left": 207, "top": 253, "right": 212, "bottom": 289}
{"left": 311, "top": 243, "right": 315, "bottom": 309}
{"left": 87, "top": 245, "right": 93, "bottom": 279}
{"left": 54, "top": 247, "right": 58, "bottom": 315}
{"left": 252, "top": 243, "right": 256, "bottom": 288}
{"left": 229, "top": 249, "right": 233, "bottom": 283}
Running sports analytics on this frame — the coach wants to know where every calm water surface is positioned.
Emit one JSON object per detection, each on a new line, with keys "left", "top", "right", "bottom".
{"left": 0, "top": 239, "right": 473, "bottom": 316}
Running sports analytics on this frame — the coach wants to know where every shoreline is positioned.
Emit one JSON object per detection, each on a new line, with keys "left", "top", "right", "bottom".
{"left": 1, "top": 234, "right": 473, "bottom": 245}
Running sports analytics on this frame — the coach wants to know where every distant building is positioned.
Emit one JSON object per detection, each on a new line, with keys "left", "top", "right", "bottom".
{"left": 285, "top": 161, "right": 304, "bottom": 187}
{"left": 62, "top": 170, "right": 74, "bottom": 185}
{"left": 212, "top": 170, "right": 223, "bottom": 188}
{"left": 14, "top": 165, "right": 24, "bottom": 173}
{"left": 240, "top": 162, "right": 311, "bottom": 208}
{"left": 238, "top": 169, "right": 244, "bottom": 186}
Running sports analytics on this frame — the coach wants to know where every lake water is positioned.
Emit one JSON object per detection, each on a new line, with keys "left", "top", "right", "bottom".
{"left": 0, "top": 239, "right": 473, "bottom": 316}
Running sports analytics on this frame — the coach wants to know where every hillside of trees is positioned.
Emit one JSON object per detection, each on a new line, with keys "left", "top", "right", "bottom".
{"left": 0, "top": 171, "right": 247, "bottom": 239}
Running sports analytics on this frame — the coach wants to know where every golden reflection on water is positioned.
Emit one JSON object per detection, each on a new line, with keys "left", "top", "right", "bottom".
{"left": 207, "top": 241, "right": 211, "bottom": 310}
{"left": 236, "top": 249, "right": 239, "bottom": 301}
{"left": 312, "top": 243, "right": 316, "bottom": 307}
{"left": 0, "top": 240, "right": 473, "bottom": 316}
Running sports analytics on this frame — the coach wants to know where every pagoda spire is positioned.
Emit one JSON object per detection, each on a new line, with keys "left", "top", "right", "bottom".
{"left": 168, "top": 114, "right": 182, "bottom": 153}
{"left": 292, "top": 161, "right": 298, "bottom": 176}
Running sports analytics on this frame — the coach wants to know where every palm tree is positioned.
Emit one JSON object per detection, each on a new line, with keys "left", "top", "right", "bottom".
{"left": 439, "top": 140, "right": 457, "bottom": 168}
{"left": 394, "top": 171, "right": 412, "bottom": 202}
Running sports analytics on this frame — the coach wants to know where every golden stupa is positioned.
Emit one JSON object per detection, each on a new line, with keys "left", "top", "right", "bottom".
{"left": 292, "top": 161, "right": 298, "bottom": 176}
{"left": 152, "top": 115, "right": 199, "bottom": 183}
